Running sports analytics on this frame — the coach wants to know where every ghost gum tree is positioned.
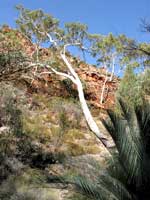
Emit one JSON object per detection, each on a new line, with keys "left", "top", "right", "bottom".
{"left": 16, "top": 5, "right": 113, "bottom": 148}
{"left": 91, "top": 33, "right": 118, "bottom": 104}
{"left": 92, "top": 33, "right": 146, "bottom": 104}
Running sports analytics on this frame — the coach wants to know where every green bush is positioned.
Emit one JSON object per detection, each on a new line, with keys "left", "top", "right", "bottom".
{"left": 116, "top": 66, "right": 143, "bottom": 112}
{"left": 141, "top": 68, "right": 150, "bottom": 95}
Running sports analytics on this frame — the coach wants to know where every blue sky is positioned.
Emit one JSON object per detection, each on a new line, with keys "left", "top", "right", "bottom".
{"left": 0, "top": 0, "right": 150, "bottom": 67}
{"left": 1, "top": 0, "right": 150, "bottom": 42}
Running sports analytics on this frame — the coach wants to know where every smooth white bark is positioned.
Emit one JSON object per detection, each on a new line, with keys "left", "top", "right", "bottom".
{"left": 100, "top": 68, "right": 108, "bottom": 104}
{"left": 27, "top": 31, "right": 111, "bottom": 148}
{"left": 60, "top": 52, "right": 109, "bottom": 147}
{"left": 109, "top": 54, "right": 115, "bottom": 81}
{"left": 100, "top": 55, "right": 115, "bottom": 104}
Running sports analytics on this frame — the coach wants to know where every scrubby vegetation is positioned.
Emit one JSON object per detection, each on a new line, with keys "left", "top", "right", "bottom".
{"left": 0, "top": 82, "right": 103, "bottom": 199}
{"left": 51, "top": 100, "right": 150, "bottom": 200}
{"left": 0, "top": 4, "right": 150, "bottom": 200}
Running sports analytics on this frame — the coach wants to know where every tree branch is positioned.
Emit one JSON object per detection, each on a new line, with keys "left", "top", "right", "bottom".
{"left": 51, "top": 67, "right": 77, "bottom": 84}
{"left": 46, "top": 33, "right": 58, "bottom": 47}
{"left": 63, "top": 42, "right": 81, "bottom": 54}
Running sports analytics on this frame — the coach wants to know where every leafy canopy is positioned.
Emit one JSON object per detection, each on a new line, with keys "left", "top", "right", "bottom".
{"left": 16, "top": 5, "right": 60, "bottom": 44}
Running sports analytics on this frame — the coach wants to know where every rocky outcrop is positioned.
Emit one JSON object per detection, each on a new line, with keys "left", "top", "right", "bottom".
{"left": 1, "top": 27, "right": 119, "bottom": 111}
{"left": 26, "top": 64, "right": 119, "bottom": 110}
{"left": 76, "top": 64, "right": 119, "bottom": 109}
{"left": 0, "top": 27, "right": 119, "bottom": 199}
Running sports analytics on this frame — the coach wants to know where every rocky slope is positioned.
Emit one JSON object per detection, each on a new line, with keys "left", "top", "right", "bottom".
{"left": 0, "top": 26, "right": 118, "bottom": 200}
{"left": 1, "top": 26, "right": 119, "bottom": 110}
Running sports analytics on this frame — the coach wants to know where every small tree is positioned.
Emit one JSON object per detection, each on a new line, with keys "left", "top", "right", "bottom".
{"left": 93, "top": 33, "right": 117, "bottom": 104}
{"left": 16, "top": 6, "right": 112, "bottom": 148}
{"left": 117, "top": 66, "right": 143, "bottom": 110}
{"left": 93, "top": 33, "right": 143, "bottom": 104}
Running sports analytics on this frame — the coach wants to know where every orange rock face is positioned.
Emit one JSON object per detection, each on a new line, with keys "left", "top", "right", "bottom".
{"left": 1, "top": 27, "right": 119, "bottom": 110}
{"left": 76, "top": 65, "right": 119, "bottom": 109}
{"left": 27, "top": 62, "right": 119, "bottom": 110}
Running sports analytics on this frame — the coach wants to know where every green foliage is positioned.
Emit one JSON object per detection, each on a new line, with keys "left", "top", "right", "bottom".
{"left": 0, "top": 27, "right": 29, "bottom": 81}
{"left": 117, "top": 66, "right": 143, "bottom": 110}
{"left": 0, "top": 84, "right": 25, "bottom": 158}
{"left": 21, "top": 95, "right": 91, "bottom": 156}
{"left": 15, "top": 5, "right": 150, "bottom": 79}
{"left": 0, "top": 51, "right": 28, "bottom": 81}
{"left": 93, "top": 33, "right": 120, "bottom": 63}
{"left": 117, "top": 67, "right": 150, "bottom": 115}
{"left": 102, "top": 100, "right": 150, "bottom": 199}
{"left": 52, "top": 100, "right": 150, "bottom": 199}
{"left": 141, "top": 68, "right": 150, "bottom": 95}
{"left": 0, "top": 168, "right": 54, "bottom": 200}
{"left": 0, "top": 26, "right": 22, "bottom": 50}
{"left": 104, "top": 103, "right": 143, "bottom": 185}
{"left": 15, "top": 5, "right": 93, "bottom": 59}
{"left": 16, "top": 5, "right": 60, "bottom": 44}
{"left": 68, "top": 193, "right": 90, "bottom": 200}
{"left": 22, "top": 114, "right": 52, "bottom": 142}
{"left": 61, "top": 78, "right": 78, "bottom": 99}
{"left": 3, "top": 6, "right": 150, "bottom": 200}
{"left": 46, "top": 96, "right": 82, "bottom": 127}
{"left": 5, "top": 100, "right": 23, "bottom": 137}
{"left": 91, "top": 33, "right": 147, "bottom": 75}
{"left": 64, "top": 22, "right": 88, "bottom": 45}
{"left": 0, "top": 94, "right": 21, "bottom": 184}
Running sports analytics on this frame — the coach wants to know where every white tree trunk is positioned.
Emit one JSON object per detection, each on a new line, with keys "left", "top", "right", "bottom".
{"left": 109, "top": 55, "right": 115, "bottom": 81}
{"left": 76, "top": 79, "right": 109, "bottom": 147}
{"left": 61, "top": 53, "right": 109, "bottom": 147}
{"left": 100, "top": 73, "right": 108, "bottom": 104}
{"left": 100, "top": 56, "right": 115, "bottom": 104}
